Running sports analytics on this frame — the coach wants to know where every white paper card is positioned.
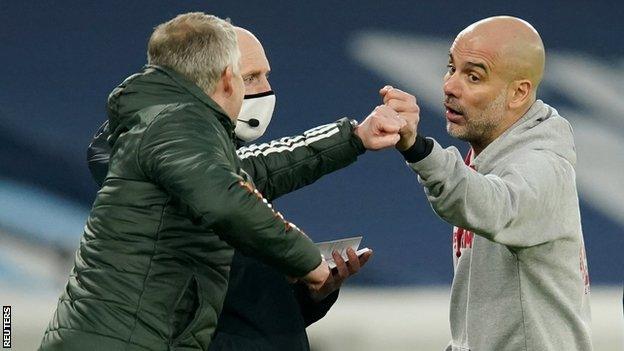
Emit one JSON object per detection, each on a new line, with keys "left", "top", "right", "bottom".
{"left": 316, "top": 236, "right": 365, "bottom": 269}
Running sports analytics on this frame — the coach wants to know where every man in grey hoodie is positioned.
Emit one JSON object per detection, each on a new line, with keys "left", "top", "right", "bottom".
{"left": 384, "top": 16, "right": 593, "bottom": 350}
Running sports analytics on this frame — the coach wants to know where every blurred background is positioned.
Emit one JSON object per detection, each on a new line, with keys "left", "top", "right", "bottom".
{"left": 1, "top": 1, "right": 622, "bottom": 350}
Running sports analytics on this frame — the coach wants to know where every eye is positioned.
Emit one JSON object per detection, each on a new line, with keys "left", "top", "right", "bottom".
{"left": 243, "top": 75, "right": 258, "bottom": 84}
{"left": 446, "top": 64, "right": 456, "bottom": 74}
{"left": 468, "top": 73, "right": 480, "bottom": 82}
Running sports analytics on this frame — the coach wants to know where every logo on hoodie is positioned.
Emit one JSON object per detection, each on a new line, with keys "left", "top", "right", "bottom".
{"left": 452, "top": 226, "right": 474, "bottom": 262}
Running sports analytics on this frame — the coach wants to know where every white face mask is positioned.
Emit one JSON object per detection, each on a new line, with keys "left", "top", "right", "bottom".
{"left": 235, "top": 91, "right": 276, "bottom": 142}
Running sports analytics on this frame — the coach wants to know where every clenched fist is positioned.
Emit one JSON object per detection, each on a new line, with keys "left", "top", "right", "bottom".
{"left": 380, "top": 85, "right": 420, "bottom": 151}
{"left": 354, "top": 105, "right": 406, "bottom": 150}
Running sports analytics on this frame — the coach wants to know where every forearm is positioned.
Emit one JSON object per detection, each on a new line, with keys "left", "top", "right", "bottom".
{"left": 141, "top": 113, "right": 322, "bottom": 277}
{"left": 239, "top": 118, "right": 365, "bottom": 201}
{"left": 404, "top": 139, "right": 563, "bottom": 246}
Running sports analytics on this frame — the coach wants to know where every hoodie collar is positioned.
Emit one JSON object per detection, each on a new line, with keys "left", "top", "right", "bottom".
{"left": 472, "top": 100, "right": 546, "bottom": 171}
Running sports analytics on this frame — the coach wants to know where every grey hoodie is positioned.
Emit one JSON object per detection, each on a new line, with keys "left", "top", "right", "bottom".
{"left": 408, "top": 100, "right": 592, "bottom": 351}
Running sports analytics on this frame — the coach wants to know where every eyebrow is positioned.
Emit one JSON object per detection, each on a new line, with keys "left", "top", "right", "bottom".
{"left": 466, "top": 61, "right": 488, "bottom": 73}
{"left": 243, "top": 69, "right": 270, "bottom": 76}
{"left": 448, "top": 53, "right": 489, "bottom": 73}
{"left": 243, "top": 70, "right": 262, "bottom": 77}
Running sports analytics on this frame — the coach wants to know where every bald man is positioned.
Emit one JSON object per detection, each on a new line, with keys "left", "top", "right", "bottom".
{"left": 209, "top": 27, "right": 381, "bottom": 351}
{"left": 86, "top": 26, "right": 410, "bottom": 350}
{"left": 386, "top": 16, "right": 592, "bottom": 350}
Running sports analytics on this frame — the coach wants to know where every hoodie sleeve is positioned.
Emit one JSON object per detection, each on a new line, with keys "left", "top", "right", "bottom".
{"left": 407, "top": 139, "right": 575, "bottom": 248}
{"left": 138, "top": 107, "right": 322, "bottom": 277}
{"left": 236, "top": 118, "right": 365, "bottom": 201}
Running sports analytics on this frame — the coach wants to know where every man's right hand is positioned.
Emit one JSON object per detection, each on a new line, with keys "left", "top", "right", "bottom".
{"left": 301, "top": 260, "right": 330, "bottom": 292}
{"left": 354, "top": 105, "right": 406, "bottom": 150}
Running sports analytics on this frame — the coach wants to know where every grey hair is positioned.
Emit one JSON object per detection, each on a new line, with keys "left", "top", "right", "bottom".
{"left": 147, "top": 12, "right": 240, "bottom": 94}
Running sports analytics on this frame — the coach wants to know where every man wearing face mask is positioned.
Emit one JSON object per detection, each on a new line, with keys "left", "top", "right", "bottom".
{"left": 87, "top": 26, "right": 415, "bottom": 350}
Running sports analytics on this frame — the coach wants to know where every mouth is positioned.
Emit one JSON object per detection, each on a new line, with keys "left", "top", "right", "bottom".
{"left": 444, "top": 103, "right": 464, "bottom": 124}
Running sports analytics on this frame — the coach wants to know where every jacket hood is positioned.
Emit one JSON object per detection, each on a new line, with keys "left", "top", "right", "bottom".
{"left": 106, "top": 65, "right": 233, "bottom": 145}
{"left": 473, "top": 100, "right": 577, "bottom": 173}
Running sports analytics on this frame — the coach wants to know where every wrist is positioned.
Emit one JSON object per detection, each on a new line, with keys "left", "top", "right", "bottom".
{"left": 349, "top": 119, "right": 366, "bottom": 154}
{"left": 309, "top": 286, "right": 340, "bottom": 303}
{"left": 400, "top": 135, "right": 433, "bottom": 163}
{"left": 350, "top": 119, "right": 361, "bottom": 141}
{"left": 396, "top": 133, "right": 417, "bottom": 151}
{"left": 349, "top": 118, "right": 359, "bottom": 130}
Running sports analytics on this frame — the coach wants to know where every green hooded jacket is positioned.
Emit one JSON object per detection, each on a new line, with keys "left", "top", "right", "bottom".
{"left": 40, "top": 65, "right": 326, "bottom": 350}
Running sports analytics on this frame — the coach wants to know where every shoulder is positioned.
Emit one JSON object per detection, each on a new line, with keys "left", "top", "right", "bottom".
{"left": 145, "top": 102, "right": 225, "bottom": 135}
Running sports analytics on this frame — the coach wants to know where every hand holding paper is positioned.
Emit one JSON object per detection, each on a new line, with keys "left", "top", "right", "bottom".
{"left": 308, "top": 236, "right": 373, "bottom": 302}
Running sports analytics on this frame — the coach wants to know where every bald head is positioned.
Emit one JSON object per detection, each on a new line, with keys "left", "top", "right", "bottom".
{"left": 454, "top": 16, "right": 545, "bottom": 90}
{"left": 444, "top": 16, "right": 546, "bottom": 153}
{"left": 233, "top": 27, "right": 272, "bottom": 94}
{"left": 235, "top": 27, "right": 264, "bottom": 60}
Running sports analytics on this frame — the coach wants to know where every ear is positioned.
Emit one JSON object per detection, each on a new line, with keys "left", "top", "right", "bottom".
{"left": 508, "top": 79, "right": 532, "bottom": 109}
{"left": 220, "top": 65, "right": 235, "bottom": 97}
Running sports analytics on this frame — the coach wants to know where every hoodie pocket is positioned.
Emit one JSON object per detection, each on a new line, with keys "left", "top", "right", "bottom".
{"left": 170, "top": 275, "right": 203, "bottom": 342}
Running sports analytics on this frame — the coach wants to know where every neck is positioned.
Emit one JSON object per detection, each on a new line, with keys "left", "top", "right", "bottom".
{"left": 210, "top": 92, "right": 236, "bottom": 122}
{"left": 470, "top": 142, "right": 486, "bottom": 156}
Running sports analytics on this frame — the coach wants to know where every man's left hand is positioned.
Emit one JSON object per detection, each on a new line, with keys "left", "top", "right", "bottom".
{"left": 308, "top": 247, "right": 373, "bottom": 302}
{"left": 380, "top": 85, "right": 420, "bottom": 151}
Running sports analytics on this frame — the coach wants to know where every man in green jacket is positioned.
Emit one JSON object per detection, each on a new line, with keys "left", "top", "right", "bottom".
{"left": 86, "top": 26, "right": 416, "bottom": 350}
{"left": 40, "top": 12, "right": 406, "bottom": 351}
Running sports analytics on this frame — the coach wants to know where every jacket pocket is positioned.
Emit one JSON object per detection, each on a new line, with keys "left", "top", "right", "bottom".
{"left": 170, "top": 275, "right": 203, "bottom": 342}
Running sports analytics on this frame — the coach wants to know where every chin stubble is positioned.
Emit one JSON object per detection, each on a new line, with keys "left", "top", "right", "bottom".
{"left": 447, "top": 90, "right": 507, "bottom": 145}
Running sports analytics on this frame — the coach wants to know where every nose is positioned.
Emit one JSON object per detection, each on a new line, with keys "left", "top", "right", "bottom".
{"left": 443, "top": 72, "right": 460, "bottom": 99}
{"left": 261, "top": 75, "right": 272, "bottom": 92}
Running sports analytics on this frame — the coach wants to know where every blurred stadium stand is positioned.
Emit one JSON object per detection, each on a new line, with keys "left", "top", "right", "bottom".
{"left": 1, "top": 1, "right": 622, "bottom": 349}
